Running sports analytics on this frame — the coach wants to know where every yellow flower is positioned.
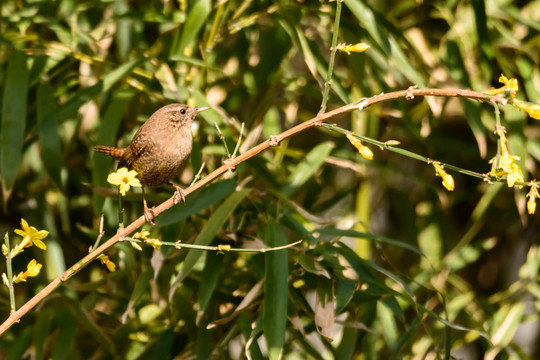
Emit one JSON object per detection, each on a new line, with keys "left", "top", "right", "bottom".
{"left": 336, "top": 42, "right": 370, "bottom": 55}
{"left": 13, "top": 218, "right": 48, "bottom": 252}
{"left": 513, "top": 99, "right": 540, "bottom": 120}
{"left": 144, "top": 238, "right": 162, "bottom": 249}
{"left": 133, "top": 230, "right": 150, "bottom": 240}
{"left": 129, "top": 241, "right": 143, "bottom": 251}
{"left": 107, "top": 167, "right": 142, "bottom": 196}
{"left": 97, "top": 254, "right": 116, "bottom": 272}
{"left": 506, "top": 163, "right": 524, "bottom": 188}
{"left": 487, "top": 74, "right": 518, "bottom": 98}
{"left": 217, "top": 244, "right": 231, "bottom": 254}
{"left": 346, "top": 132, "right": 373, "bottom": 160}
{"left": 13, "top": 259, "right": 42, "bottom": 283}
{"left": 432, "top": 162, "right": 455, "bottom": 191}
{"left": 25, "top": 259, "right": 42, "bottom": 277}
{"left": 491, "top": 125, "right": 524, "bottom": 187}
{"left": 527, "top": 195, "right": 536, "bottom": 215}
{"left": 527, "top": 183, "right": 540, "bottom": 215}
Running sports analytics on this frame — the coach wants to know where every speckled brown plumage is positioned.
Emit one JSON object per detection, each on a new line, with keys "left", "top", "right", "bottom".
{"left": 94, "top": 104, "right": 209, "bottom": 223}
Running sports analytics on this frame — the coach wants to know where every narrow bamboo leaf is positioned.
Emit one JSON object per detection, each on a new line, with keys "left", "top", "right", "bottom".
{"left": 378, "top": 300, "right": 399, "bottom": 348}
{"left": 472, "top": 0, "right": 492, "bottom": 76}
{"left": 51, "top": 312, "right": 77, "bottom": 360}
{"left": 57, "top": 59, "right": 142, "bottom": 122}
{"left": 32, "top": 309, "right": 52, "bottom": 360}
{"left": 263, "top": 222, "right": 288, "bottom": 360}
{"left": 1, "top": 50, "right": 29, "bottom": 189}
{"left": 199, "top": 251, "right": 224, "bottom": 313}
{"left": 344, "top": 0, "right": 425, "bottom": 86}
{"left": 37, "top": 83, "right": 63, "bottom": 189}
{"left": 64, "top": 297, "right": 116, "bottom": 353}
{"left": 335, "top": 277, "right": 356, "bottom": 313}
{"left": 121, "top": 268, "right": 154, "bottom": 323}
{"left": 151, "top": 328, "right": 174, "bottom": 360}
{"left": 491, "top": 303, "right": 525, "bottom": 347}
{"left": 6, "top": 326, "right": 32, "bottom": 360}
{"left": 156, "top": 179, "right": 237, "bottom": 226}
{"left": 278, "top": 17, "right": 349, "bottom": 104}
{"left": 389, "top": 316, "right": 420, "bottom": 360}
{"left": 315, "top": 227, "right": 423, "bottom": 256}
{"left": 315, "top": 278, "right": 335, "bottom": 342}
{"left": 239, "top": 312, "right": 265, "bottom": 360}
{"left": 336, "top": 243, "right": 490, "bottom": 340}
{"left": 280, "top": 141, "right": 334, "bottom": 197}
{"left": 170, "top": 0, "right": 211, "bottom": 58}
{"left": 335, "top": 325, "right": 358, "bottom": 360}
{"left": 92, "top": 89, "right": 135, "bottom": 213}
{"left": 170, "top": 188, "right": 250, "bottom": 293}
{"left": 114, "top": 0, "right": 131, "bottom": 61}
{"left": 343, "top": 0, "right": 390, "bottom": 52}
{"left": 461, "top": 100, "right": 487, "bottom": 158}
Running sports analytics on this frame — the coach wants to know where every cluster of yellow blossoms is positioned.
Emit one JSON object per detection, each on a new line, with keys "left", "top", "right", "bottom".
{"left": 2, "top": 219, "right": 48, "bottom": 286}
{"left": 488, "top": 75, "right": 540, "bottom": 213}
{"left": 344, "top": 74, "right": 540, "bottom": 214}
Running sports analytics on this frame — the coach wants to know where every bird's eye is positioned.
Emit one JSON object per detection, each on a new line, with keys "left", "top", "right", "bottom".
{"left": 180, "top": 108, "right": 186, "bottom": 115}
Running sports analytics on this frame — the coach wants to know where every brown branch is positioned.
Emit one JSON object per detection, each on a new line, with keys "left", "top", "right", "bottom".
{"left": 0, "top": 87, "right": 504, "bottom": 335}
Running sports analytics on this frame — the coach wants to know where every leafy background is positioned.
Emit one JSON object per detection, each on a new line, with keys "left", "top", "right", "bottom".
{"left": 1, "top": 0, "right": 540, "bottom": 359}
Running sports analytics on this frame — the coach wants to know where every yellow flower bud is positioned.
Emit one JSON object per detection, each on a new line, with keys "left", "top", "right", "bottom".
{"left": 513, "top": 99, "right": 540, "bottom": 120}
{"left": 346, "top": 132, "right": 374, "bottom": 160}
{"left": 433, "top": 162, "right": 455, "bottom": 191}
{"left": 337, "top": 42, "right": 371, "bottom": 54}
{"left": 527, "top": 196, "right": 536, "bottom": 215}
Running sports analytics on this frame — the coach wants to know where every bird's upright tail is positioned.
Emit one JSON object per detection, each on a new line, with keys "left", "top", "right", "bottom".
{"left": 94, "top": 145, "right": 125, "bottom": 160}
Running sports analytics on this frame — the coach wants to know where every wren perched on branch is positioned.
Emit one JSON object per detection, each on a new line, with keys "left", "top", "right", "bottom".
{"left": 94, "top": 104, "right": 209, "bottom": 224}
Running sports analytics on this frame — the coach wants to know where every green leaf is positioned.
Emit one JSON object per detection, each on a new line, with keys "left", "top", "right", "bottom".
{"left": 151, "top": 328, "right": 174, "bottom": 360}
{"left": 156, "top": 179, "right": 237, "bottom": 226}
{"left": 32, "top": 309, "right": 52, "bottom": 360}
{"left": 263, "top": 222, "right": 288, "bottom": 360}
{"left": 57, "top": 59, "right": 142, "bottom": 122}
{"left": 280, "top": 141, "right": 334, "bottom": 197}
{"left": 239, "top": 312, "right": 265, "bottom": 360}
{"left": 92, "top": 89, "right": 135, "bottom": 213}
{"left": 6, "top": 326, "right": 33, "bottom": 360}
{"left": 315, "top": 227, "right": 424, "bottom": 256}
{"left": 64, "top": 297, "right": 116, "bottom": 353}
{"left": 170, "top": 0, "right": 211, "bottom": 58}
{"left": 344, "top": 0, "right": 425, "bottom": 86}
{"left": 198, "top": 251, "right": 224, "bottom": 313}
{"left": 51, "top": 312, "right": 77, "bottom": 360}
{"left": 169, "top": 188, "right": 251, "bottom": 293}
{"left": 37, "top": 83, "right": 63, "bottom": 189}
{"left": 121, "top": 267, "right": 154, "bottom": 323}
{"left": 335, "top": 277, "right": 356, "bottom": 313}
{"left": 490, "top": 302, "right": 525, "bottom": 347}
{"left": 1, "top": 50, "right": 29, "bottom": 190}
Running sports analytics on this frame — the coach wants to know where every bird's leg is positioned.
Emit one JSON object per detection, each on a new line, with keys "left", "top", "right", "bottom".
{"left": 141, "top": 187, "right": 156, "bottom": 225}
{"left": 169, "top": 182, "right": 186, "bottom": 204}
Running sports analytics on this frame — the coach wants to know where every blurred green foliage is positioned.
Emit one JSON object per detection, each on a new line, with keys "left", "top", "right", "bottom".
{"left": 1, "top": 0, "right": 540, "bottom": 358}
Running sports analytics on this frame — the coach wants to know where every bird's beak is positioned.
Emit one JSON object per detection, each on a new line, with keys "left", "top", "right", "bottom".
{"left": 196, "top": 106, "right": 210, "bottom": 113}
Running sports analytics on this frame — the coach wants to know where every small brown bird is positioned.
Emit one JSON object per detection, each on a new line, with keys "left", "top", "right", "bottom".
{"left": 95, "top": 104, "right": 209, "bottom": 223}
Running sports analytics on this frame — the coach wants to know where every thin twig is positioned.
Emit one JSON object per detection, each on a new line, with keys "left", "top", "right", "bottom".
{"left": 190, "top": 162, "right": 206, "bottom": 187}
{"left": 215, "top": 122, "right": 231, "bottom": 159}
{"left": 232, "top": 122, "right": 245, "bottom": 158}
{"left": 3, "top": 233, "right": 16, "bottom": 314}
{"left": 91, "top": 214, "right": 105, "bottom": 252}
{"left": 126, "top": 238, "right": 303, "bottom": 253}
{"left": 319, "top": 0, "right": 342, "bottom": 114}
